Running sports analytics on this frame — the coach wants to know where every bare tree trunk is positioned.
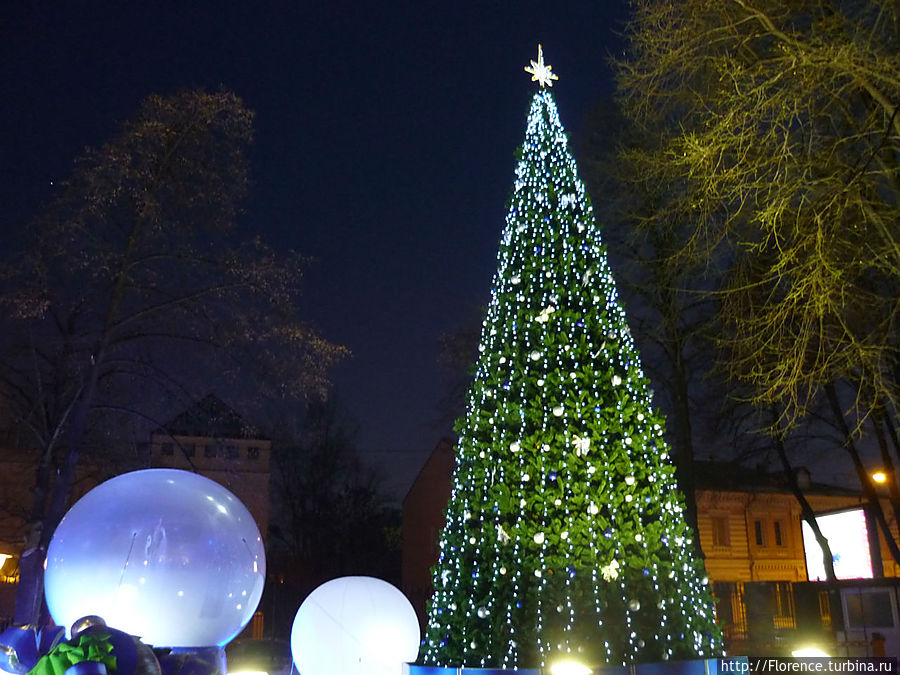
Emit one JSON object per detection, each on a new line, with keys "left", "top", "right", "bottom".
{"left": 883, "top": 405, "right": 900, "bottom": 466}
{"left": 14, "top": 448, "right": 53, "bottom": 624}
{"left": 872, "top": 409, "right": 900, "bottom": 534}
{"left": 770, "top": 411, "right": 838, "bottom": 583}
{"left": 826, "top": 383, "right": 900, "bottom": 566}
{"left": 668, "top": 330, "right": 701, "bottom": 549}
{"left": 13, "top": 336, "right": 107, "bottom": 625}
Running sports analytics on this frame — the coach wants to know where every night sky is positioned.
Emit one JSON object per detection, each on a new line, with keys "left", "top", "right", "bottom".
{"left": 1, "top": 2, "right": 630, "bottom": 499}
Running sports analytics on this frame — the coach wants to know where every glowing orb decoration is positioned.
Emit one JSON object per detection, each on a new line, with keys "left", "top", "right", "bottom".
{"left": 550, "top": 661, "right": 592, "bottom": 675}
{"left": 45, "top": 469, "right": 265, "bottom": 648}
{"left": 290, "top": 576, "right": 419, "bottom": 675}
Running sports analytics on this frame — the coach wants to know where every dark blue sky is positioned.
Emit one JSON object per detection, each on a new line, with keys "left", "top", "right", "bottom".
{"left": 1, "top": 2, "right": 629, "bottom": 499}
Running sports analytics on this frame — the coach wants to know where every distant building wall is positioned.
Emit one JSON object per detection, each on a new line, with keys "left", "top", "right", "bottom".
{"left": 149, "top": 433, "right": 272, "bottom": 541}
{"left": 0, "top": 421, "right": 273, "bottom": 627}
{"left": 0, "top": 449, "right": 32, "bottom": 627}
{"left": 401, "top": 438, "right": 454, "bottom": 627}
{"left": 697, "top": 489, "right": 900, "bottom": 583}
{"left": 0, "top": 446, "right": 118, "bottom": 626}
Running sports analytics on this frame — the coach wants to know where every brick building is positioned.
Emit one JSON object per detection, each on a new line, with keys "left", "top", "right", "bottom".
{"left": 148, "top": 395, "right": 272, "bottom": 545}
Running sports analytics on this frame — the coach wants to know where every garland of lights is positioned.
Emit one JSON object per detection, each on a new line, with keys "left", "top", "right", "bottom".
{"left": 422, "top": 49, "right": 722, "bottom": 670}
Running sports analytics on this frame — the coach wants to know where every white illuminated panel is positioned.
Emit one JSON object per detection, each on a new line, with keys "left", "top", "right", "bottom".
{"left": 802, "top": 508, "right": 873, "bottom": 581}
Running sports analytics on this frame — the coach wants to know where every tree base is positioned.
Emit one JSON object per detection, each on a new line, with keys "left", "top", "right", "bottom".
{"left": 407, "top": 658, "right": 740, "bottom": 675}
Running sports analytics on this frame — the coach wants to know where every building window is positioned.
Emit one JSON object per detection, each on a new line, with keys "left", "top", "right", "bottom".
{"left": 712, "top": 581, "right": 747, "bottom": 640}
{"left": 225, "top": 445, "right": 239, "bottom": 459}
{"left": 818, "top": 590, "right": 833, "bottom": 631}
{"left": 711, "top": 516, "right": 730, "bottom": 547}
{"left": 754, "top": 519, "right": 767, "bottom": 547}
{"left": 846, "top": 590, "right": 895, "bottom": 628}
{"left": 183, "top": 443, "right": 196, "bottom": 458}
{"left": 204, "top": 445, "right": 216, "bottom": 458}
{"left": 161, "top": 442, "right": 174, "bottom": 456}
{"left": 774, "top": 520, "right": 786, "bottom": 547}
{"left": 247, "top": 447, "right": 260, "bottom": 460}
{"left": 773, "top": 582, "right": 796, "bottom": 629}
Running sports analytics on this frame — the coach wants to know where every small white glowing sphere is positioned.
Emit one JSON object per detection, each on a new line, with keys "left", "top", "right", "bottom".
{"left": 290, "top": 576, "right": 419, "bottom": 675}
{"left": 45, "top": 469, "right": 265, "bottom": 648}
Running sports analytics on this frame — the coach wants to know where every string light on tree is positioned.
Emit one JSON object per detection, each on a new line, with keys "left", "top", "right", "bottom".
{"left": 423, "top": 46, "right": 722, "bottom": 669}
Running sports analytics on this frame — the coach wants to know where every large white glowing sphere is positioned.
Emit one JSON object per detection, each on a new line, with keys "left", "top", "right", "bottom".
{"left": 45, "top": 469, "right": 265, "bottom": 648}
{"left": 290, "top": 576, "right": 419, "bottom": 675}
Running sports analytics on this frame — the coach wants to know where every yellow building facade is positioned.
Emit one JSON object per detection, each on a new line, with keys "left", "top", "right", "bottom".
{"left": 698, "top": 488, "right": 900, "bottom": 583}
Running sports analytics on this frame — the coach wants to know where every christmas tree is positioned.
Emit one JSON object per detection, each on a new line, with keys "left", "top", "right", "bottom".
{"left": 423, "top": 47, "right": 723, "bottom": 669}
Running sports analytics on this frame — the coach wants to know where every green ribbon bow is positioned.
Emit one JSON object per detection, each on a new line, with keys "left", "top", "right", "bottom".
{"left": 28, "top": 634, "right": 117, "bottom": 675}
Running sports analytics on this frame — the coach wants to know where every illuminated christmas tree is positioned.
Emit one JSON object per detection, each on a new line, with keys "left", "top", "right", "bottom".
{"left": 423, "top": 47, "right": 722, "bottom": 670}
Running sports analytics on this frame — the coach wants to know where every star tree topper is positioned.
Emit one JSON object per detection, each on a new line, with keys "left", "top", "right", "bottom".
{"left": 524, "top": 44, "right": 558, "bottom": 88}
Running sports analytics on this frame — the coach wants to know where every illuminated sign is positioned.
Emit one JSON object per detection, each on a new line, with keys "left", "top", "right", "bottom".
{"left": 802, "top": 508, "right": 874, "bottom": 581}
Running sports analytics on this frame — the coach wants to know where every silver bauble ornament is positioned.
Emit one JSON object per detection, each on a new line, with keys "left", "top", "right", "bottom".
{"left": 71, "top": 615, "right": 107, "bottom": 638}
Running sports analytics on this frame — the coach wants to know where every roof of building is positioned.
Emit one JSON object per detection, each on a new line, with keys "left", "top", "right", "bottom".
{"left": 163, "top": 394, "right": 266, "bottom": 440}
{"left": 403, "top": 437, "right": 455, "bottom": 506}
{"left": 693, "top": 460, "right": 861, "bottom": 497}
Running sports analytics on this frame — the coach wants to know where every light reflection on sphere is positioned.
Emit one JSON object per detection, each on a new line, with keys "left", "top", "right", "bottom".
{"left": 45, "top": 469, "right": 265, "bottom": 648}
{"left": 290, "top": 576, "right": 420, "bottom": 675}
